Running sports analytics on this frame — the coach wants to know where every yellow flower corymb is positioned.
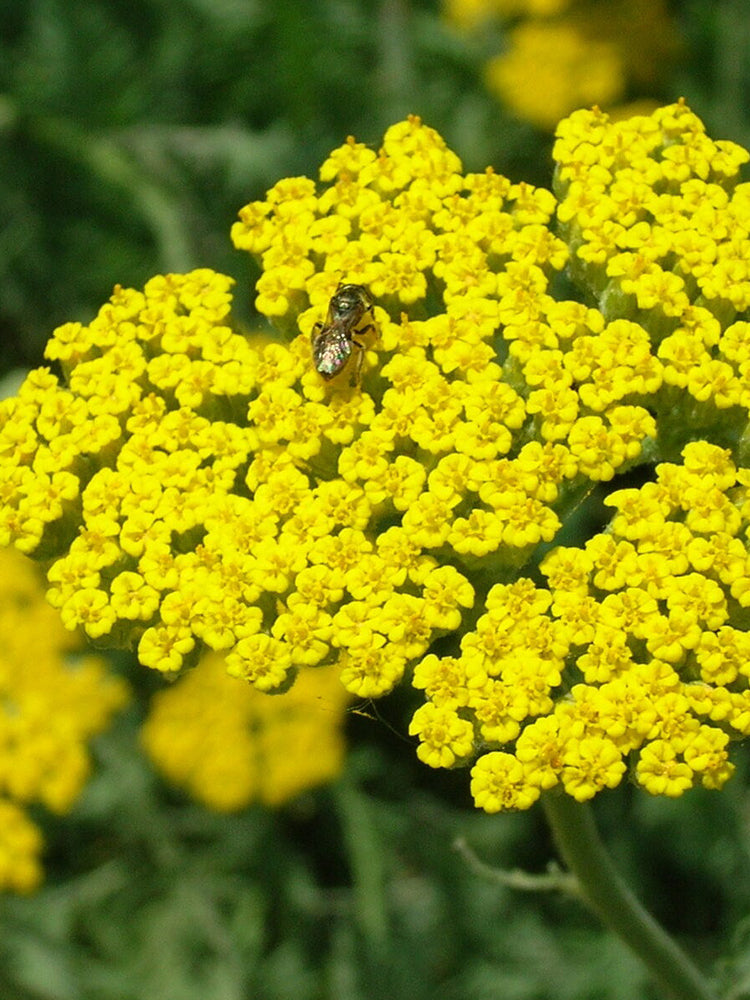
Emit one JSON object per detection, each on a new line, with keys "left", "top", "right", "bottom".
{"left": 4, "top": 103, "right": 750, "bottom": 814}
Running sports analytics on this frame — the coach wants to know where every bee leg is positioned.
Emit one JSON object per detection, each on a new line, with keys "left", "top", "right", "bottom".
{"left": 349, "top": 338, "right": 365, "bottom": 387}
{"left": 311, "top": 321, "right": 323, "bottom": 345}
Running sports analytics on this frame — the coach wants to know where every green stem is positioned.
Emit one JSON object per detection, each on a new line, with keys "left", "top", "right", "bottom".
{"left": 542, "top": 792, "right": 717, "bottom": 1000}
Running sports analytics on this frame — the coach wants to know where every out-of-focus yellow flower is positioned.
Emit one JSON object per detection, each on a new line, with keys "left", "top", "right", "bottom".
{"left": 0, "top": 548, "right": 128, "bottom": 892}
{"left": 445, "top": 0, "right": 570, "bottom": 30}
{"left": 141, "top": 654, "right": 350, "bottom": 810}
{"left": 485, "top": 22, "right": 623, "bottom": 129}
{"left": 445, "top": 0, "right": 678, "bottom": 129}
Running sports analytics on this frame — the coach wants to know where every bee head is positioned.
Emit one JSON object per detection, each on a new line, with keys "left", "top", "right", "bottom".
{"left": 330, "top": 283, "right": 373, "bottom": 323}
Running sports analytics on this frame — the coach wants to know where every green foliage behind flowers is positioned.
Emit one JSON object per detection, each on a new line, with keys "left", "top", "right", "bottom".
{"left": 0, "top": 0, "right": 503, "bottom": 367}
{"left": 1, "top": 716, "right": 678, "bottom": 1000}
{"left": 3, "top": 102, "right": 750, "bottom": 820}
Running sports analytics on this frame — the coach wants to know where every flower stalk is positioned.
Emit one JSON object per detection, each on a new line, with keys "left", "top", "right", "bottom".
{"left": 542, "top": 792, "right": 717, "bottom": 1000}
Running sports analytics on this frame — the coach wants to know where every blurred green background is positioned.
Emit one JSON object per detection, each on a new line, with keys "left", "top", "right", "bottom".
{"left": 2, "top": 1, "right": 750, "bottom": 998}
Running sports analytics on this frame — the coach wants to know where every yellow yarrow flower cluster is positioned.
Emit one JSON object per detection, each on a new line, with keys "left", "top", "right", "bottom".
{"left": 3, "top": 104, "right": 750, "bottom": 814}
{"left": 0, "top": 548, "right": 128, "bottom": 892}
{"left": 141, "top": 654, "right": 350, "bottom": 810}
{"left": 444, "top": 0, "right": 676, "bottom": 129}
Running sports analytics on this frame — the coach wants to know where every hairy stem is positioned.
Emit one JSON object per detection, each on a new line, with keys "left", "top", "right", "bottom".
{"left": 542, "top": 793, "right": 717, "bottom": 1000}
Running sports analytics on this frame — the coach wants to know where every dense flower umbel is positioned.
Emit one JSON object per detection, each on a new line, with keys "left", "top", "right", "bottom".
{"left": 142, "top": 654, "right": 350, "bottom": 810}
{"left": 0, "top": 548, "right": 127, "bottom": 891}
{"left": 3, "top": 103, "right": 750, "bottom": 812}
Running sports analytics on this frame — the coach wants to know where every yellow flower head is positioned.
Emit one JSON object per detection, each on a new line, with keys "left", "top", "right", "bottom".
{"left": 4, "top": 104, "right": 750, "bottom": 813}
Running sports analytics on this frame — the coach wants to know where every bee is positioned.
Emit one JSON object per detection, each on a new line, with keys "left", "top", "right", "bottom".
{"left": 311, "top": 283, "right": 376, "bottom": 387}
